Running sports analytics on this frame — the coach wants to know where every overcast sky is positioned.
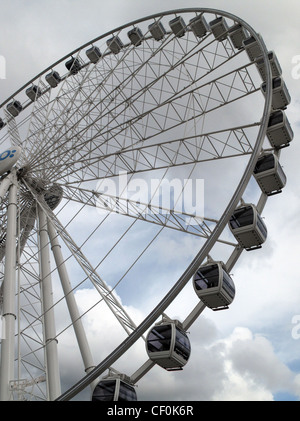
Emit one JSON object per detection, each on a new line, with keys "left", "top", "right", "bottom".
{"left": 1, "top": 0, "right": 300, "bottom": 402}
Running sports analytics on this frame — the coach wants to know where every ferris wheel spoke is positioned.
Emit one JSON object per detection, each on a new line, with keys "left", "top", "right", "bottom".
{"left": 25, "top": 36, "right": 171, "bottom": 170}
{"left": 22, "top": 80, "right": 53, "bottom": 163}
{"left": 46, "top": 123, "right": 257, "bottom": 186}
{"left": 39, "top": 82, "right": 260, "bottom": 185}
{"left": 96, "top": 124, "right": 255, "bottom": 177}
{"left": 63, "top": 60, "right": 256, "bottom": 173}
{"left": 25, "top": 29, "right": 255, "bottom": 181}
{"left": 23, "top": 180, "right": 140, "bottom": 338}
{"left": 62, "top": 184, "right": 237, "bottom": 248}
{"left": 3, "top": 110, "right": 22, "bottom": 148}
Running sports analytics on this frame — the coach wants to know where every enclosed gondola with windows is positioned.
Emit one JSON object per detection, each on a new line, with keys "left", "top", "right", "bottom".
{"left": 107, "top": 36, "right": 124, "bottom": 54}
{"left": 189, "top": 15, "right": 210, "bottom": 38}
{"left": 228, "top": 23, "right": 248, "bottom": 50}
{"left": 128, "top": 27, "right": 144, "bottom": 46}
{"left": 92, "top": 374, "right": 137, "bottom": 401}
{"left": 169, "top": 16, "right": 186, "bottom": 38}
{"left": 148, "top": 21, "right": 166, "bottom": 41}
{"left": 44, "top": 184, "right": 64, "bottom": 210}
{"left": 26, "top": 85, "right": 42, "bottom": 102}
{"left": 229, "top": 204, "right": 267, "bottom": 250}
{"left": 45, "top": 70, "right": 61, "bottom": 88}
{"left": 209, "top": 17, "right": 229, "bottom": 41}
{"left": 193, "top": 261, "right": 235, "bottom": 310}
{"left": 256, "top": 51, "right": 282, "bottom": 81}
{"left": 65, "top": 57, "right": 81, "bottom": 75}
{"left": 6, "top": 100, "right": 22, "bottom": 117}
{"left": 266, "top": 110, "right": 293, "bottom": 149}
{"left": 253, "top": 153, "right": 286, "bottom": 195}
{"left": 243, "top": 35, "right": 263, "bottom": 61}
{"left": 146, "top": 320, "right": 191, "bottom": 371}
{"left": 86, "top": 46, "right": 102, "bottom": 63}
{"left": 261, "top": 76, "right": 291, "bottom": 110}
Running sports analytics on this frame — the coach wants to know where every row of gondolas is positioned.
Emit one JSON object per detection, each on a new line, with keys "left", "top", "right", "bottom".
{"left": 0, "top": 12, "right": 292, "bottom": 401}
{"left": 92, "top": 14, "right": 293, "bottom": 402}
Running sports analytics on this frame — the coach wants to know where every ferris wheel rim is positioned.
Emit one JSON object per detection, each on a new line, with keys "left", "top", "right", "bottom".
{"left": 41, "top": 9, "right": 273, "bottom": 400}
{"left": 1, "top": 9, "right": 271, "bottom": 400}
{"left": 0, "top": 7, "right": 267, "bottom": 111}
{"left": 0, "top": 7, "right": 275, "bottom": 401}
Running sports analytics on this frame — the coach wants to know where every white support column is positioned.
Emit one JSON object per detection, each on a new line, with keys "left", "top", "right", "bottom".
{"left": 47, "top": 219, "right": 97, "bottom": 391}
{"left": 0, "top": 173, "right": 14, "bottom": 203}
{"left": 38, "top": 205, "right": 61, "bottom": 400}
{"left": 0, "top": 174, "right": 18, "bottom": 401}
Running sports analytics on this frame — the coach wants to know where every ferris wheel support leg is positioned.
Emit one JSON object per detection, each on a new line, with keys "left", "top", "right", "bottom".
{"left": 0, "top": 174, "right": 18, "bottom": 401}
{"left": 47, "top": 219, "right": 98, "bottom": 392}
{"left": 37, "top": 206, "right": 61, "bottom": 400}
{"left": 0, "top": 173, "right": 15, "bottom": 203}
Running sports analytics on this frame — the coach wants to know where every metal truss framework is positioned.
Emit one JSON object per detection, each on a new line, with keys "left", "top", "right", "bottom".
{"left": 0, "top": 8, "right": 275, "bottom": 401}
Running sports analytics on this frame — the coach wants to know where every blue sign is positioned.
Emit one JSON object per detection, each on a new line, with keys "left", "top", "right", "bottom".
{"left": 0, "top": 146, "right": 22, "bottom": 176}
{"left": 0, "top": 149, "right": 17, "bottom": 161}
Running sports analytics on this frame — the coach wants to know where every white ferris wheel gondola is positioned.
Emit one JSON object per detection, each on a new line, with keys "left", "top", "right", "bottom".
{"left": 209, "top": 16, "right": 229, "bottom": 41}
{"left": 253, "top": 152, "right": 287, "bottom": 196}
{"left": 266, "top": 110, "right": 294, "bottom": 149}
{"left": 193, "top": 260, "right": 235, "bottom": 310}
{"left": 6, "top": 100, "right": 23, "bottom": 117}
{"left": 92, "top": 373, "right": 137, "bottom": 402}
{"left": 256, "top": 51, "right": 282, "bottom": 81}
{"left": 45, "top": 70, "right": 61, "bottom": 88}
{"left": 229, "top": 203, "right": 267, "bottom": 251}
{"left": 261, "top": 76, "right": 291, "bottom": 111}
{"left": 146, "top": 319, "right": 191, "bottom": 371}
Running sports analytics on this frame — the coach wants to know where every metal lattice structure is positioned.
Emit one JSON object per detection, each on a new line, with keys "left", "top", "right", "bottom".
{"left": 0, "top": 8, "right": 291, "bottom": 400}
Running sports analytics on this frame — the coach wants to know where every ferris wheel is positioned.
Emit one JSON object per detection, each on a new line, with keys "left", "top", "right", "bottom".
{"left": 0, "top": 8, "right": 292, "bottom": 401}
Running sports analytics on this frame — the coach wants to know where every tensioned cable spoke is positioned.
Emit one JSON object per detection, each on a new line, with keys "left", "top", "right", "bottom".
{"left": 30, "top": 58, "right": 254, "bottom": 182}
{"left": 25, "top": 30, "right": 247, "bottom": 178}
{"left": 58, "top": 124, "right": 256, "bottom": 183}
{"left": 24, "top": 28, "right": 214, "bottom": 167}
{"left": 61, "top": 184, "right": 237, "bottom": 247}
{"left": 33, "top": 82, "right": 259, "bottom": 185}
{"left": 22, "top": 179, "right": 141, "bottom": 336}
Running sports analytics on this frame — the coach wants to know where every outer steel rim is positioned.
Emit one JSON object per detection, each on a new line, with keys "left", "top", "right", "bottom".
{"left": 40, "top": 8, "right": 274, "bottom": 400}
{"left": 0, "top": 7, "right": 272, "bottom": 401}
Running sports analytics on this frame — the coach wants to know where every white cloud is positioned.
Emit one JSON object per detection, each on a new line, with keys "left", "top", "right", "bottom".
{"left": 136, "top": 325, "right": 300, "bottom": 401}
{"left": 226, "top": 328, "right": 292, "bottom": 391}
{"left": 55, "top": 283, "right": 300, "bottom": 401}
